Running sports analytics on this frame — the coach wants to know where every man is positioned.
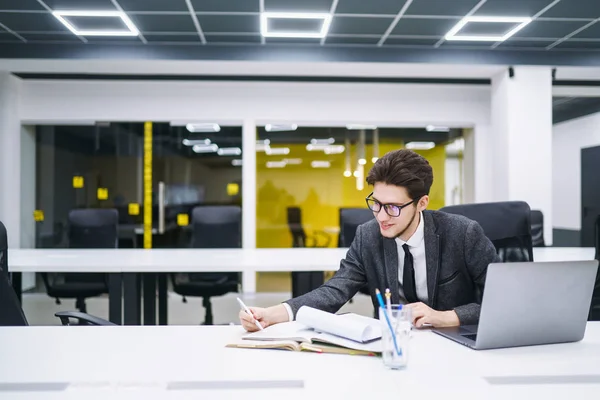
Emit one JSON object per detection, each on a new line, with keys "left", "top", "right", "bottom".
{"left": 240, "top": 149, "right": 500, "bottom": 331}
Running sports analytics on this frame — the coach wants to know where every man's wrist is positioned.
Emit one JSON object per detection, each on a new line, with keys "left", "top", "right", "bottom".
{"left": 441, "top": 310, "right": 460, "bottom": 327}
{"left": 269, "top": 304, "right": 291, "bottom": 324}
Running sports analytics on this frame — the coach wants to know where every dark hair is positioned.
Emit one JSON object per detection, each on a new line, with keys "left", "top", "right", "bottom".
{"left": 366, "top": 149, "right": 433, "bottom": 200}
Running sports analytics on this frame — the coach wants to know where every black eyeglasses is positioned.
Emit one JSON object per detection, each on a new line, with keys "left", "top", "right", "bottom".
{"left": 365, "top": 192, "right": 417, "bottom": 217}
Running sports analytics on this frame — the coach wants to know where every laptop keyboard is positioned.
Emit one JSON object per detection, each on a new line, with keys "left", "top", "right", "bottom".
{"left": 462, "top": 334, "right": 477, "bottom": 341}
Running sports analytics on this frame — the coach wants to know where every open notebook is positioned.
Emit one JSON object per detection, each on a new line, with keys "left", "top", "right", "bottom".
{"left": 227, "top": 306, "right": 382, "bottom": 355}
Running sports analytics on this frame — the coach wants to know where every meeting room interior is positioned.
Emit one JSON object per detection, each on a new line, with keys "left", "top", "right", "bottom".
{"left": 1, "top": 0, "right": 600, "bottom": 398}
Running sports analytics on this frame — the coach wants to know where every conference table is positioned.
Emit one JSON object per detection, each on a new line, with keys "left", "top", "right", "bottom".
{"left": 8, "top": 247, "right": 597, "bottom": 326}
{"left": 0, "top": 323, "right": 599, "bottom": 399}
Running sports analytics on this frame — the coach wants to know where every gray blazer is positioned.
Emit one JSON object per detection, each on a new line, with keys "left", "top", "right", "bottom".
{"left": 286, "top": 210, "right": 501, "bottom": 326}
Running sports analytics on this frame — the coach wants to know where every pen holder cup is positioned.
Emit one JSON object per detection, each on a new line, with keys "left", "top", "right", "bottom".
{"left": 379, "top": 305, "right": 411, "bottom": 369}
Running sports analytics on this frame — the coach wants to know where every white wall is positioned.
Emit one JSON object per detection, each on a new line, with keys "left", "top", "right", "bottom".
{"left": 0, "top": 72, "right": 22, "bottom": 248}
{"left": 445, "top": 156, "right": 462, "bottom": 206}
{"left": 20, "top": 80, "right": 491, "bottom": 127}
{"left": 20, "top": 125, "right": 36, "bottom": 290}
{"left": 553, "top": 112, "right": 600, "bottom": 230}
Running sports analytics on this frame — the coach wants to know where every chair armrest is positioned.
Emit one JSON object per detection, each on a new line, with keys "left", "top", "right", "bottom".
{"left": 54, "top": 311, "right": 116, "bottom": 326}
{"left": 310, "top": 230, "right": 332, "bottom": 248}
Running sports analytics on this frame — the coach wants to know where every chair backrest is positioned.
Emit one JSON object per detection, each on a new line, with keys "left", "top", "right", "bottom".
{"left": 0, "top": 221, "right": 28, "bottom": 326}
{"left": 440, "top": 201, "right": 534, "bottom": 262}
{"left": 338, "top": 208, "right": 374, "bottom": 247}
{"left": 68, "top": 209, "right": 119, "bottom": 249}
{"left": 591, "top": 215, "right": 600, "bottom": 321}
{"left": 0, "top": 221, "right": 7, "bottom": 281}
{"left": 596, "top": 215, "right": 600, "bottom": 262}
{"left": 286, "top": 207, "right": 306, "bottom": 247}
{"left": 191, "top": 206, "right": 242, "bottom": 249}
{"left": 530, "top": 210, "right": 545, "bottom": 247}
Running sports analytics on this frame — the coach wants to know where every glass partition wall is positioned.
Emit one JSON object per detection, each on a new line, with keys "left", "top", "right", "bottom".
{"left": 35, "top": 123, "right": 145, "bottom": 249}
{"left": 34, "top": 122, "right": 243, "bottom": 250}
{"left": 255, "top": 125, "right": 462, "bottom": 292}
{"left": 32, "top": 122, "right": 461, "bottom": 295}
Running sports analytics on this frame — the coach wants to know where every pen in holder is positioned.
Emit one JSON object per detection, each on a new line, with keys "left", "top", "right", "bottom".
{"left": 375, "top": 289, "right": 401, "bottom": 357}
{"left": 379, "top": 304, "right": 411, "bottom": 369}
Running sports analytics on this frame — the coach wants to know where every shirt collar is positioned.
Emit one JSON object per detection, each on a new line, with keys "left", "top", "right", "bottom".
{"left": 395, "top": 211, "right": 425, "bottom": 248}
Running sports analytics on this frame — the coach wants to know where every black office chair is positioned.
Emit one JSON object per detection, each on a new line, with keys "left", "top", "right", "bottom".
{"left": 171, "top": 206, "right": 241, "bottom": 325}
{"left": 287, "top": 207, "right": 331, "bottom": 248}
{"left": 0, "top": 220, "right": 113, "bottom": 327}
{"left": 338, "top": 208, "right": 374, "bottom": 297}
{"left": 41, "top": 209, "right": 118, "bottom": 313}
{"left": 530, "top": 210, "right": 545, "bottom": 247}
{"left": 440, "top": 201, "right": 534, "bottom": 262}
{"left": 590, "top": 215, "right": 600, "bottom": 321}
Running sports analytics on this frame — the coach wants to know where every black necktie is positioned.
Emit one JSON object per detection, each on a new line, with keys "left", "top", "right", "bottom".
{"left": 402, "top": 244, "right": 418, "bottom": 303}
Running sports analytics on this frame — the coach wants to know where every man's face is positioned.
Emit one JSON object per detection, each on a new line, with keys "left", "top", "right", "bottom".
{"left": 371, "top": 183, "right": 428, "bottom": 239}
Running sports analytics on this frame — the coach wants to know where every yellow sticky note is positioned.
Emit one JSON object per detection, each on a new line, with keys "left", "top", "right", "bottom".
{"left": 177, "top": 214, "right": 189, "bottom": 227}
{"left": 97, "top": 188, "right": 108, "bottom": 201}
{"left": 33, "top": 210, "right": 44, "bottom": 222}
{"left": 72, "top": 176, "right": 84, "bottom": 189}
{"left": 227, "top": 183, "right": 239, "bottom": 196}
{"left": 128, "top": 203, "right": 140, "bottom": 216}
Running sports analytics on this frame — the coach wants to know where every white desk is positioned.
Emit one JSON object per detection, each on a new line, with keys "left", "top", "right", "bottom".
{"left": 8, "top": 247, "right": 596, "bottom": 273}
{"left": 7, "top": 247, "right": 596, "bottom": 326}
{"left": 0, "top": 324, "right": 599, "bottom": 399}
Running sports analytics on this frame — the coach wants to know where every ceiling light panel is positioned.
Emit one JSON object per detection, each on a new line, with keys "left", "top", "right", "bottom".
{"left": 346, "top": 124, "right": 378, "bottom": 130}
{"left": 186, "top": 123, "right": 221, "bottom": 133}
{"left": 311, "top": 161, "right": 331, "bottom": 168}
{"left": 445, "top": 16, "right": 532, "bottom": 42}
{"left": 265, "top": 124, "right": 298, "bottom": 132}
{"left": 192, "top": 144, "right": 218, "bottom": 153}
{"left": 426, "top": 125, "right": 450, "bottom": 132}
{"left": 217, "top": 147, "right": 242, "bottom": 156}
{"left": 265, "top": 147, "right": 290, "bottom": 155}
{"left": 182, "top": 138, "right": 211, "bottom": 146}
{"left": 406, "top": 142, "right": 435, "bottom": 150}
{"left": 52, "top": 10, "right": 139, "bottom": 37}
{"left": 261, "top": 12, "right": 332, "bottom": 38}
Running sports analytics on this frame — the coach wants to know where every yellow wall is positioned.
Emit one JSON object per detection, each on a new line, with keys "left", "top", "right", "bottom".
{"left": 256, "top": 143, "right": 445, "bottom": 249}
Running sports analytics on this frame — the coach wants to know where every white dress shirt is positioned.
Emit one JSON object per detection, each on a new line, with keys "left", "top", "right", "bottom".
{"left": 395, "top": 212, "right": 428, "bottom": 304}
{"left": 283, "top": 211, "right": 429, "bottom": 322}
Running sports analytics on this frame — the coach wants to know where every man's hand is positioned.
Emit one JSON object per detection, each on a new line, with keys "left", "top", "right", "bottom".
{"left": 239, "top": 304, "right": 290, "bottom": 332}
{"left": 406, "top": 302, "right": 460, "bottom": 328}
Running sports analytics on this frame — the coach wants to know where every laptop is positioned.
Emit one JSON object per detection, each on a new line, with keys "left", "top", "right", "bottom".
{"left": 432, "top": 260, "right": 599, "bottom": 350}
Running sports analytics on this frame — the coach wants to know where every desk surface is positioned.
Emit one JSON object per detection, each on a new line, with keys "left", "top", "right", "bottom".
{"left": 8, "top": 247, "right": 596, "bottom": 273}
{"left": 0, "top": 323, "right": 599, "bottom": 399}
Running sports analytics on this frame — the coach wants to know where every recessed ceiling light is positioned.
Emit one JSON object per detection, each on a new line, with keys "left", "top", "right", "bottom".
{"left": 406, "top": 142, "right": 435, "bottom": 150}
{"left": 182, "top": 138, "right": 211, "bottom": 146}
{"left": 311, "top": 161, "right": 331, "bottom": 168}
{"left": 426, "top": 125, "right": 450, "bottom": 132}
{"left": 266, "top": 161, "right": 287, "bottom": 168}
{"left": 192, "top": 144, "right": 218, "bottom": 153}
{"left": 232, "top": 159, "right": 243, "bottom": 166}
{"left": 265, "top": 147, "right": 290, "bottom": 155}
{"left": 283, "top": 158, "right": 303, "bottom": 165}
{"left": 346, "top": 124, "right": 378, "bottom": 130}
{"left": 310, "top": 138, "right": 335, "bottom": 145}
{"left": 52, "top": 10, "right": 139, "bottom": 37}
{"left": 260, "top": 12, "right": 332, "bottom": 38}
{"left": 323, "top": 145, "right": 345, "bottom": 155}
{"left": 186, "top": 123, "right": 221, "bottom": 133}
{"left": 217, "top": 147, "right": 242, "bottom": 156}
{"left": 265, "top": 124, "right": 298, "bottom": 132}
{"left": 445, "top": 16, "right": 532, "bottom": 42}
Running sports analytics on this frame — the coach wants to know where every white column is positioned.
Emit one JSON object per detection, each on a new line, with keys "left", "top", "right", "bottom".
{"left": 464, "top": 125, "right": 494, "bottom": 204}
{"left": 241, "top": 119, "right": 257, "bottom": 294}
{"left": 491, "top": 66, "right": 553, "bottom": 245}
{"left": 0, "top": 72, "right": 22, "bottom": 249}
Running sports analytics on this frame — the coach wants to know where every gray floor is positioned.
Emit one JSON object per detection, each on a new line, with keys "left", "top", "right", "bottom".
{"left": 21, "top": 292, "right": 375, "bottom": 326}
